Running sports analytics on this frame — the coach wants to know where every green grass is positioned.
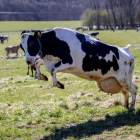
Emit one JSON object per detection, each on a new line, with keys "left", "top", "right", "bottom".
{"left": 0, "top": 21, "right": 81, "bottom": 32}
{"left": 0, "top": 21, "right": 140, "bottom": 140}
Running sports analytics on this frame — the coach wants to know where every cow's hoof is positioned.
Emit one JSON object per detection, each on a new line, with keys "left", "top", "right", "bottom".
{"left": 57, "top": 81, "right": 65, "bottom": 89}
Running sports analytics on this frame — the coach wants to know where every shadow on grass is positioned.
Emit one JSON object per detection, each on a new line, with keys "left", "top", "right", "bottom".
{"left": 43, "top": 109, "right": 140, "bottom": 140}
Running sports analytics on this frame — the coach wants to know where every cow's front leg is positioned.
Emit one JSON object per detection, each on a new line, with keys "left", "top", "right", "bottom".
{"left": 50, "top": 61, "right": 75, "bottom": 89}
{"left": 51, "top": 68, "right": 64, "bottom": 89}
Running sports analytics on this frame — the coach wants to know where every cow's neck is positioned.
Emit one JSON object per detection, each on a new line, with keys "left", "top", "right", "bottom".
{"left": 39, "top": 31, "right": 56, "bottom": 56}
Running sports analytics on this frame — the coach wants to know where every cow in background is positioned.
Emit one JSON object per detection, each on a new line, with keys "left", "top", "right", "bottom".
{"left": 124, "top": 27, "right": 128, "bottom": 31}
{"left": 5, "top": 45, "right": 20, "bottom": 57}
{"left": 0, "top": 35, "right": 4, "bottom": 44}
{"left": 20, "top": 28, "right": 137, "bottom": 111}
{"left": 0, "top": 35, "right": 9, "bottom": 43}
{"left": 111, "top": 27, "right": 115, "bottom": 31}
{"left": 3, "top": 35, "right": 9, "bottom": 43}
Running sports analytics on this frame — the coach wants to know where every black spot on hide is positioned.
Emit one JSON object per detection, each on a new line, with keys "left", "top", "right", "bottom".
{"left": 76, "top": 33, "right": 119, "bottom": 75}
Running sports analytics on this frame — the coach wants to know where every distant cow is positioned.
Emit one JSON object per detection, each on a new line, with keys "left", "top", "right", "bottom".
{"left": 88, "top": 32, "right": 99, "bottom": 37}
{"left": 82, "top": 27, "right": 88, "bottom": 31}
{"left": 111, "top": 27, "right": 115, "bottom": 31}
{"left": 5, "top": 45, "right": 20, "bottom": 57}
{"left": 124, "top": 27, "right": 128, "bottom": 31}
{"left": 3, "top": 35, "right": 9, "bottom": 43}
{"left": 20, "top": 28, "right": 137, "bottom": 111}
{"left": 136, "top": 27, "right": 140, "bottom": 32}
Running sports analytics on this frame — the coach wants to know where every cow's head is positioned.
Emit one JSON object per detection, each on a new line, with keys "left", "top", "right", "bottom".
{"left": 20, "top": 31, "right": 41, "bottom": 66}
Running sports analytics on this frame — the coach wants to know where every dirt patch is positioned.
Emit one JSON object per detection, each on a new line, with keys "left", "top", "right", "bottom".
{"left": 77, "top": 91, "right": 86, "bottom": 97}
{"left": 7, "top": 102, "right": 24, "bottom": 110}
{"left": 85, "top": 93, "right": 94, "bottom": 97}
{"left": 100, "top": 97, "right": 122, "bottom": 108}
{"left": 41, "top": 94, "right": 54, "bottom": 98}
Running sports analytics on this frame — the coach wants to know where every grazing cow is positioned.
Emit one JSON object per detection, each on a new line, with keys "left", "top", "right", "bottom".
{"left": 75, "top": 27, "right": 82, "bottom": 31}
{"left": 27, "top": 55, "right": 48, "bottom": 81}
{"left": 111, "top": 27, "right": 115, "bottom": 31}
{"left": 20, "top": 28, "right": 137, "bottom": 111}
{"left": 82, "top": 27, "right": 88, "bottom": 31}
{"left": 124, "top": 27, "right": 128, "bottom": 31}
{"left": 136, "top": 27, "right": 140, "bottom": 32}
{"left": 5, "top": 45, "right": 20, "bottom": 57}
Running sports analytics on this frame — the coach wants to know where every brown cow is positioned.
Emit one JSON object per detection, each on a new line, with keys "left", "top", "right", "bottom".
{"left": 5, "top": 45, "right": 20, "bottom": 57}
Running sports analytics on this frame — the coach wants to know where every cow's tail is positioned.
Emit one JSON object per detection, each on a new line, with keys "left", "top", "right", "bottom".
{"left": 123, "top": 44, "right": 134, "bottom": 74}
{"left": 124, "top": 44, "right": 131, "bottom": 52}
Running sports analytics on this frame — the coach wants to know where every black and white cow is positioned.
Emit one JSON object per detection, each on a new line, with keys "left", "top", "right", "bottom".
{"left": 0, "top": 35, "right": 4, "bottom": 44}
{"left": 20, "top": 27, "right": 137, "bottom": 111}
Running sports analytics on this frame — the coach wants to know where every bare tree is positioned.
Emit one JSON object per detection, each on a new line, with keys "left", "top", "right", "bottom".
{"left": 89, "top": 0, "right": 101, "bottom": 29}
{"left": 105, "top": 0, "right": 118, "bottom": 27}
{"left": 105, "top": 0, "right": 112, "bottom": 28}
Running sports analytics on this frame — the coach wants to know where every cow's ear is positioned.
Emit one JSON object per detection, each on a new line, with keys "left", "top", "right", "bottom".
{"left": 34, "top": 31, "right": 41, "bottom": 39}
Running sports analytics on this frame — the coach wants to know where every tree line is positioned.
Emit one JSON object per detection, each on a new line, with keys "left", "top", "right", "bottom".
{"left": 0, "top": 0, "right": 90, "bottom": 21}
{"left": 81, "top": 0, "right": 140, "bottom": 29}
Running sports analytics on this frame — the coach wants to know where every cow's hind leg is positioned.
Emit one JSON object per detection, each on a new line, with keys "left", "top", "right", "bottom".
{"left": 118, "top": 80, "right": 137, "bottom": 111}
{"left": 121, "top": 88, "right": 129, "bottom": 109}
{"left": 51, "top": 68, "right": 64, "bottom": 89}
{"left": 129, "top": 83, "right": 138, "bottom": 111}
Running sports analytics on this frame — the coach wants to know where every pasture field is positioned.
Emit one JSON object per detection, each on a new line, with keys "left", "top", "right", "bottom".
{"left": 0, "top": 21, "right": 140, "bottom": 140}
{"left": 0, "top": 21, "right": 81, "bottom": 32}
